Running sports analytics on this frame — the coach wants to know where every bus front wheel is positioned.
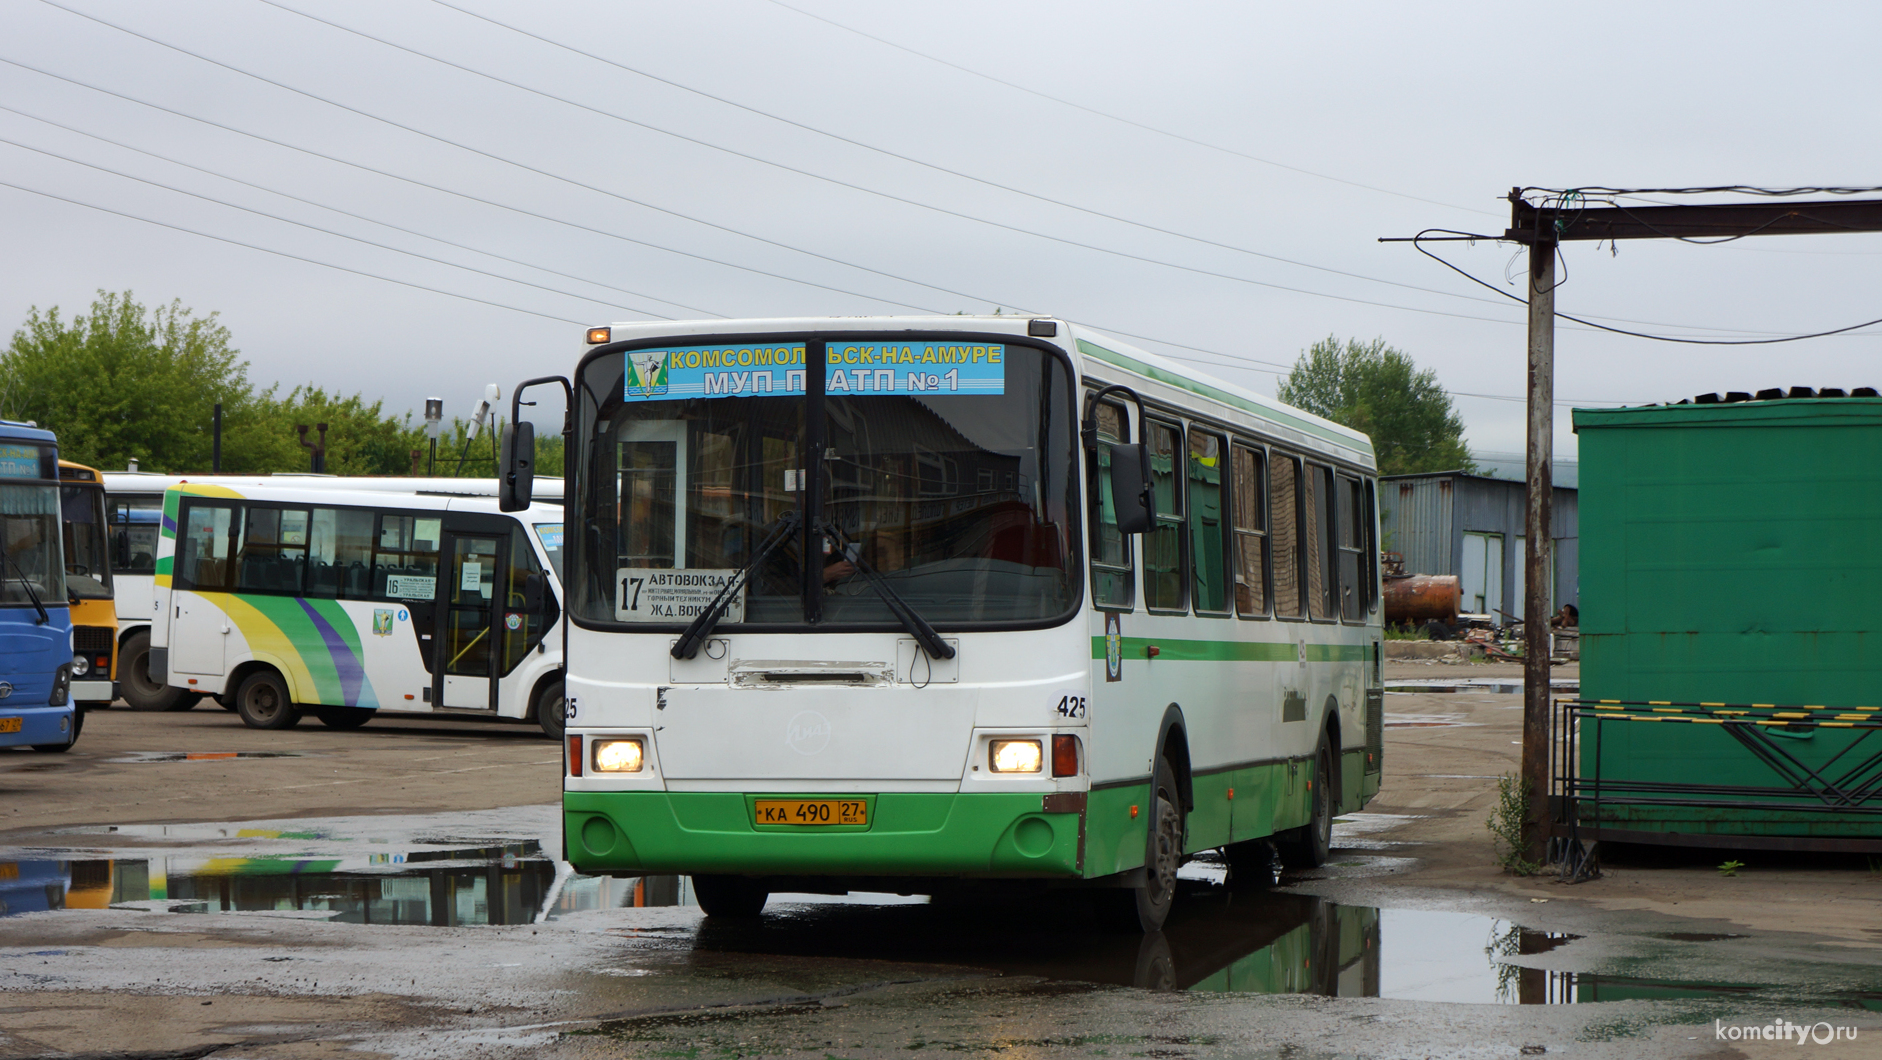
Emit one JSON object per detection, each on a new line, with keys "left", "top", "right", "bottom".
{"left": 691, "top": 875, "right": 768, "bottom": 918}
{"left": 120, "top": 631, "right": 188, "bottom": 712}
{"left": 235, "top": 671, "right": 301, "bottom": 730}
{"left": 1118, "top": 757, "right": 1182, "bottom": 932}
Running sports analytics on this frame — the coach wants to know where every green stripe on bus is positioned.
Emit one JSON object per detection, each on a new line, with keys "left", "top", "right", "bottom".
{"left": 1077, "top": 339, "right": 1375, "bottom": 461}
{"left": 1089, "top": 636, "right": 1369, "bottom": 663}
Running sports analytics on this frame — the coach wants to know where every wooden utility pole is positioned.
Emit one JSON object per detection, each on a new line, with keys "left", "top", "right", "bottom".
{"left": 1522, "top": 211, "right": 1557, "bottom": 866}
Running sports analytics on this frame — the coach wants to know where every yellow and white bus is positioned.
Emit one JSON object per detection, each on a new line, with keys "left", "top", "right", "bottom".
{"left": 59, "top": 462, "right": 116, "bottom": 708}
{"left": 151, "top": 483, "right": 567, "bottom": 733}
{"left": 506, "top": 317, "right": 1383, "bottom": 930}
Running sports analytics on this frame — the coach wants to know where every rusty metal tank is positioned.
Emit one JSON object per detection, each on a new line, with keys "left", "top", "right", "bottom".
{"left": 1383, "top": 574, "right": 1460, "bottom": 625}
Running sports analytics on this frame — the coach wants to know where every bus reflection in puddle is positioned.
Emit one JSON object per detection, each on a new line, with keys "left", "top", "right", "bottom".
{"left": 2, "top": 851, "right": 692, "bottom": 926}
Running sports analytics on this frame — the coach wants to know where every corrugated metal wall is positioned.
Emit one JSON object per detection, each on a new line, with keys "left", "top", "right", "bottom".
{"left": 1381, "top": 473, "right": 1578, "bottom": 609}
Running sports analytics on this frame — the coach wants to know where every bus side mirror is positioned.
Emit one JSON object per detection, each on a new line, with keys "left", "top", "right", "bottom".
{"left": 523, "top": 572, "right": 545, "bottom": 611}
{"left": 499, "top": 422, "right": 534, "bottom": 512}
{"left": 1108, "top": 442, "right": 1154, "bottom": 535}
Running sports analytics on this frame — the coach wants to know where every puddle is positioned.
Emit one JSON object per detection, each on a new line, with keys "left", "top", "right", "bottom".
{"left": 107, "top": 751, "right": 313, "bottom": 763}
{"left": 0, "top": 847, "right": 692, "bottom": 924}
{"left": 1385, "top": 679, "right": 1578, "bottom": 695}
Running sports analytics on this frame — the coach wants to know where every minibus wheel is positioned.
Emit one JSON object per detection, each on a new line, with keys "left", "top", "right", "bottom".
{"left": 120, "top": 631, "right": 186, "bottom": 712}
{"left": 315, "top": 707, "right": 375, "bottom": 730}
{"left": 533, "top": 678, "right": 566, "bottom": 740}
{"left": 234, "top": 670, "right": 301, "bottom": 730}
{"left": 692, "top": 875, "right": 768, "bottom": 917}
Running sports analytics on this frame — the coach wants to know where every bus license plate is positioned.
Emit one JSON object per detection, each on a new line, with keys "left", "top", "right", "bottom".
{"left": 0, "top": 718, "right": 19, "bottom": 733}
{"left": 753, "top": 799, "right": 867, "bottom": 826}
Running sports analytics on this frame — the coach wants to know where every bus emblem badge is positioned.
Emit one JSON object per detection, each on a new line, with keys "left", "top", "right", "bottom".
{"left": 372, "top": 609, "right": 395, "bottom": 637}
{"left": 626, "top": 351, "right": 670, "bottom": 397}
{"left": 0, "top": 682, "right": 11, "bottom": 698}
{"left": 786, "top": 710, "right": 831, "bottom": 755}
{"left": 1104, "top": 613, "right": 1122, "bottom": 682}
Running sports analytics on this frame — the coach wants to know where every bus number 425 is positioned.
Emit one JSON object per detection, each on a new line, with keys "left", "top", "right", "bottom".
{"left": 1056, "top": 695, "right": 1087, "bottom": 719}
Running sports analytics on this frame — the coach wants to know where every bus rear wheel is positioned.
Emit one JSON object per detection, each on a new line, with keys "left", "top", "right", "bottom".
{"left": 1277, "top": 743, "right": 1333, "bottom": 869}
{"left": 235, "top": 671, "right": 301, "bottom": 730}
{"left": 691, "top": 875, "right": 768, "bottom": 918}
{"left": 533, "top": 678, "right": 566, "bottom": 740}
{"left": 120, "top": 631, "right": 188, "bottom": 712}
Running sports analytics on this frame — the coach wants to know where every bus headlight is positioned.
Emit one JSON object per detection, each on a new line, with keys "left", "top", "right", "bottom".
{"left": 592, "top": 738, "right": 645, "bottom": 773}
{"left": 49, "top": 665, "right": 70, "bottom": 707}
{"left": 990, "top": 739, "right": 1043, "bottom": 773}
{"left": 71, "top": 653, "right": 90, "bottom": 677}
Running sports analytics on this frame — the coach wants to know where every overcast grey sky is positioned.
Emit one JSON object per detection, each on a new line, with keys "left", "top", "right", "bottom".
{"left": 5, "top": 0, "right": 1881, "bottom": 459}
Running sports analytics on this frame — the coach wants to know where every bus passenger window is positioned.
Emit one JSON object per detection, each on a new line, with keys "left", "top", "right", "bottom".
{"left": 501, "top": 532, "right": 549, "bottom": 675}
{"left": 1364, "top": 479, "right": 1380, "bottom": 614}
{"left": 375, "top": 515, "right": 441, "bottom": 600}
{"left": 1144, "top": 421, "right": 1186, "bottom": 611}
{"left": 236, "top": 507, "right": 308, "bottom": 593}
{"left": 108, "top": 494, "right": 161, "bottom": 575}
{"left": 1089, "top": 401, "right": 1134, "bottom": 610}
{"left": 1231, "top": 445, "right": 1267, "bottom": 617}
{"left": 1303, "top": 465, "right": 1336, "bottom": 620}
{"left": 1337, "top": 474, "right": 1363, "bottom": 621}
{"left": 1270, "top": 455, "right": 1302, "bottom": 618}
{"left": 177, "top": 503, "right": 238, "bottom": 592}
{"left": 307, "top": 508, "right": 375, "bottom": 599}
{"left": 1188, "top": 430, "right": 1228, "bottom": 614}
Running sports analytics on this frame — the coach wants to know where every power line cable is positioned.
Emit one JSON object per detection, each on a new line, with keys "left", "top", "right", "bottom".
{"left": 32, "top": 0, "right": 1024, "bottom": 314}
{"left": 0, "top": 102, "right": 715, "bottom": 319}
{"left": 0, "top": 56, "right": 950, "bottom": 315}
{"left": 0, "top": 178, "right": 589, "bottom": 324}
{"left": 244, "top": 2, "right": 1831, "bottom": 340}
{"left": 0, "top": 135, "right": 682, "bottom": 320}
{"left": 1410, "top": 229, "right": 1882, "bottom": 345}
{"left": 759, "top": 0, "right": 1499, "bottom": 219}
{"left": 400, "top": 0, "right": 1521, "bottom": 308}
{"left": 19, "top": 6, "right": 1785, "bottom": 339}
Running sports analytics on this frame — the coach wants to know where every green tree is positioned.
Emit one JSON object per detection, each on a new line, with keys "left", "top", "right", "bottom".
{"left": 1277, "top": 336, "right": 1472, "bottom": 476}
{"left": 3, "top": 291, "right": 437, "bottom": 475}
{"left": 1, "top": 290, "right": 250, "bottom": 471}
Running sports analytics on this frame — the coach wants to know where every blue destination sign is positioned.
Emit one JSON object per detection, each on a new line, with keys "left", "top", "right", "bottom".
{"left": 623, "top": 343, "right": 1005, "bottom": 402}
{"left": 0, "top": 444, "right": 42, "bottom": 479}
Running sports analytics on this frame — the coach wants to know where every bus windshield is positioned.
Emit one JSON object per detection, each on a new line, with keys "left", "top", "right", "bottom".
{"left": 572, "top": 340, "right": 1078, "bottom": 628}
{"left": 1, "top": 483, "right": 66, "bottom": 606}
{"left": 61, "top": 483, "right": 112, "bottom": 598}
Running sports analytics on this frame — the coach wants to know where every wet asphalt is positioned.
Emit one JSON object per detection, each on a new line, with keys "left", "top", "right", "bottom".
{"left": 1, "top": 691, "right": 1879, "bottom": 1058}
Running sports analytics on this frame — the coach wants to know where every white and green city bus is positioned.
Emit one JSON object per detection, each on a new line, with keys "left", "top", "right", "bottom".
{"left": 151, "top": 483, "right": 568, "bottom": 734}
{"left": 504, "top": 317, "right": 1383, "bottom": 930}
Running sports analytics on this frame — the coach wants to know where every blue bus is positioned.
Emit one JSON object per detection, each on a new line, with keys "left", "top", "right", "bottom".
{"left": 0, "top": 422, "right": 76, "bottom": 752}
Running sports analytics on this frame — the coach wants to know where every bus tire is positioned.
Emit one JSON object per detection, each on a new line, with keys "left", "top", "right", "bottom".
{"left": 234, "top": 670, "right": 301, "bottom": 730}
{"left": 315, "top": 707, "right": 376, "bottom": 730}
{"left": 533, "top": 678, "right": 567, "bottom": 741}
{"left": 691, "top": 875, "right": 768, "bottom": 918}
{"left": 1278, "top": 742, "right": 1334, "bottom": 869}
{"left": 1119, "top": 757, "right": 1182, "bottom": 932}
{"left": 120, "top": 631, "right": 186, "bottom": 712}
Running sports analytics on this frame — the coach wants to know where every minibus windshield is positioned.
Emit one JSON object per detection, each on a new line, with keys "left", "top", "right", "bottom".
{"left": 572, "top": 339, "right": 1078, "bottom": 629}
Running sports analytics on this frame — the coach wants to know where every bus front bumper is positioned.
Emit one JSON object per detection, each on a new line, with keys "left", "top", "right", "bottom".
{"left": 564, "top": 792, "right": 1084, "bottom": 879}
{"left": 0, "top": 705, "right": 74, "bottom": 748}
{"left": 71, "top": 680, "right": 112, "bottom": 703}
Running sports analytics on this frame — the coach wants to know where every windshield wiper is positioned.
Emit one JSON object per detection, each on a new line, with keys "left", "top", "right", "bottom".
{"left": 4, "top": 550, "right": 49, "bottom": 625}
{"left": 670, "top": 510, "right": 800, "bottom": 660}
{"left": 822, "top": 524, "right": 955, "bottom": 661}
